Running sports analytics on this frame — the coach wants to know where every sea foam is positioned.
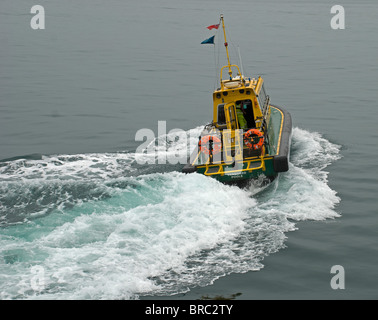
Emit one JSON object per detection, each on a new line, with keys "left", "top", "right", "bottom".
{"left": 0, "top": 127, "right": 341, "bottom": 299}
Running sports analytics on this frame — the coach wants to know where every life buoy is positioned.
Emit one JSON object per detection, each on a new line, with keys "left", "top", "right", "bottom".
{"left": 199, "top": 135, "right": 222, "bottom": 155}
{"left": 244, "top": 129, "right": 264, "bottom": 150}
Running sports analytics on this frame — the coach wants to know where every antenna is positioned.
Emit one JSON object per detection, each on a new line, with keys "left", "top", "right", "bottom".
{"left": 237, "top": 46, "right": 244, "bottom": 77}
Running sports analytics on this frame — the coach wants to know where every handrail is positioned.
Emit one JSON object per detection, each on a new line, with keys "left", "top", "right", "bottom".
{"left": 220, "top": 64, "right": 243, "bottom": 84}
{"left": 204, "top": 157, "right": 266, "bottom": 176}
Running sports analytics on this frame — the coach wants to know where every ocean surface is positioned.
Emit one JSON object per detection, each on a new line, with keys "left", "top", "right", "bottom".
{"left": 0, "top": 0, "right": 377, "bottom": 299}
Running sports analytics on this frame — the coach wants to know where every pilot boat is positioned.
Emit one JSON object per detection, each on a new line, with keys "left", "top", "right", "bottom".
{"left": 183, "top": 15, "right": 292, "bottom": 184}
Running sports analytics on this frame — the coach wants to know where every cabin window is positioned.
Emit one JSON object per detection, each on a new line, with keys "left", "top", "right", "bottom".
{"left": 257, "top": 84, "right": 268, "bottom": 115}
{"left": 217, "top": 104, "right": 226, "bottom": 125}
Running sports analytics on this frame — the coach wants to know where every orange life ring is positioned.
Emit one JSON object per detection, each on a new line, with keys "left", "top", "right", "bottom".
{"left": 244, "top": 129, "right": 264, "bottom": 150}
{"left": 199, "top": 135, "right": 222, "bottom": 155}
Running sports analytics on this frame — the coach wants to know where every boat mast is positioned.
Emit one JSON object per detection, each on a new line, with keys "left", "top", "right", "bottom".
{"left": 220, "top": 14, "right": 232, "bottom": 79}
